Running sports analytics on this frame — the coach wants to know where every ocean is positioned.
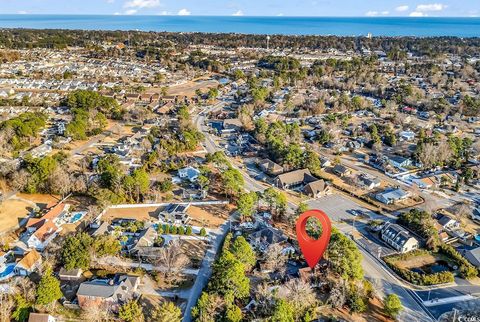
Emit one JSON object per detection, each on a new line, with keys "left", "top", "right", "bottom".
{"left": 0, "top": 15, "right": 479, "bottom": 37}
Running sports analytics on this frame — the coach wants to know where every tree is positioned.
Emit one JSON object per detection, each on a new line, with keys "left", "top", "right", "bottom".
{"left": 200, "top": 227, "right": 207, "bottom": 236}
{"left": 296, "top": 202, "right": 309, "bottom": 217}
{"left": 47, "top": 166, "right": 71, "bottom": 197}
{"left": 384, "top": 294, "right": 403, "bottom": 319}
{"left": 156, "top": 241, "right": 189, "bottom": 278}
{"left": 92, "top": 235, "right": 121, "bottom": 258}
{"left": 325, "top": 228, "right": 364, "bottom": 281}
{"left": 0, "top": 292, "right": 14, "bottom": 322}
{"left": 277, "top": 279, "right": 317, "bottom": 320}
{"left": 221, "top": 168, "right": 244, "bottom": 197}
{"left": 230, "top": 236, "right": 256, "bottom": 270}
{"left": 36, "top": 268, "right": 62, "bottom": 306}
{"left": 270, "top": 299, "right": 294, "bottom": 322}
{"left": 209, "top": 250, "right": 250, "bottom": 299}
{"left": 61, "top": 232, "right": 93, "bottom": 270}
{"left": 11, "top": 295, "right": 31, "bottom": 322}
{"left": 119, "top": 300, "right": 144, "bottom": 322}
{"left": 191, "top": 292, "right": 223, "bottom": 322}
{"left": 236, "top": 192, "right": 258, "bottom": 220}
{"left": 153, "top": 301, "right": 182, "bottom": 322}
{"left": 81, "top": 302, "right": 112, "bottom": 322}
{"left": 225, "top": 304, "right": 242, "bottom": 322}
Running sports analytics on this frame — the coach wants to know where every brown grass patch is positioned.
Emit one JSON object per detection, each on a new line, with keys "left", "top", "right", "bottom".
{"left": 102, "top": 206, "right": 160, "bottom": 222}
{"left": 186, "top": 204, "right": 231, "bottom": 228}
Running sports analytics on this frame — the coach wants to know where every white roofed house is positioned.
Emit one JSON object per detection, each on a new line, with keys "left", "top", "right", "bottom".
{"left": 178, "top": 166, "right": 200, "bottom": 183}
{"left": 380, "top": 223, "right": 419, "bottom": 253}
{"left": 375, "top": 188, "right": 410, "bottom": 205}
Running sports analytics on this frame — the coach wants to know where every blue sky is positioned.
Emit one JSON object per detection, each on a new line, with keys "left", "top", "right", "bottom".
{"left": 2, "top": 0, "right": 480, "bottom": 17}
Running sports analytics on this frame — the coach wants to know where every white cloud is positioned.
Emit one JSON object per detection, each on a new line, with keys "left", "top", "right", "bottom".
{"left": 114, "top": 12, "right": 121, "bottom": 15}
{"left": 124, "top": 9, "right": 138, "bottom": 15}
{"left": 416, "top": 3, "right": 447, "bottom": 12}
{"left": 409, "top": 11, "right": 427, "bottom": 17}
{"left": 177, "top": 8, "right": 191, "bottom": 16}
{"left": 365, "top": 11, "right": 389, "bottom": 17}
{"left": 159, "top": 11, "right": 172, "bottom": 15}
{"left": 107, "top": 0, "right": 115, "bottom": 3}
{"left": 124, "top": 0, "right": 160, "bottom": 9}
{"left": 277, "top": 13, "right": 284, "bottom": 16}
{"left": 17, "top": 10, "right": 28, "bottom": 14}
{"left": 395, "top": 5, "right": 409, "bottom": 12}
{"left": 232, "top": 10, "right": 243, "bottom": 16}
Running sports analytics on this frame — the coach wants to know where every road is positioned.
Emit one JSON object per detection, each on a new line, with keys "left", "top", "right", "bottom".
{"left": 182, "top": 214, "right": 236, "bottom": 322}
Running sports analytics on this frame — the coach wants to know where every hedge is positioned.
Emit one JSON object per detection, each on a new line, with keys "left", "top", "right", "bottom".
{"left": 439, "top": 244, "right": 478, "bottom": 279}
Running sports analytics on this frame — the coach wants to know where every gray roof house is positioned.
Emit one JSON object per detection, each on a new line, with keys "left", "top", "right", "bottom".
{"left": 380, "top": 223, "right": 419, "bottom": 253}
{"left": 248, "top": 227, "right": 288, "bottom": 253}
{"left": 77, "top": 274, "right": 140, "bottom": 311}
{"left": 274, "top": 169, "right": 317, "bottom": 190}
{"left": 462, "top": 247, "right": 480, "bottom": 267}
{"left": 258, "top": 159, "right": 284, "bottom": 176}
{"left": 376, "top": 188, "right": 410, "bottom": 205}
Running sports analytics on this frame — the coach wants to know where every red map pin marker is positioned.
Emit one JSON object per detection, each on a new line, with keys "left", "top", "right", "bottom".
{"left": 296, "top": 209, "right": 332, "bottom": 269}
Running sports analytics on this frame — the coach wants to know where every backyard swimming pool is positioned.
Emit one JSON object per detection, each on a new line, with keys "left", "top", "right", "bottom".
{"left": 70, "top": 211, "right": 87, "bottom": 223}
{"left": 0, "top": 264, "right": 15, "bottom": 280}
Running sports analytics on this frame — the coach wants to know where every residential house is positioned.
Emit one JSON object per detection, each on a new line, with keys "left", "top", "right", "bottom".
{"left": 25, "top": 203, "right": 70, "bottom": 251}
{"left": 158, "top": 204, "right": 191, "bottom": 225}
{"left": 14, "top": 250, "right": 42, "bottom": 276}
{"left": 178, "top": 167, "right": 200, "bottom": 182}
{"left": 332, "top": 164, "right": 352, "bottom": 177}
{"left": 248, "top": 227, "right": 288, "bottom": 253}
{"left": 127, "top": 227, "right": 157, "bottom": 255}
{"left": 258, "top": 159, "right": 284, "bottom": 176}
{"left": 399, "top": 130, "right": 415, "bottom": 141}
{"left": 303, "top": 180, "right": 330, "bottom": 198}
{"left": 59, "top": 268, "right": 83, "bottom": 281}
{"left": 462, "top": 247, "right": 480, "bottom": 267}
{"left": 358, "top": 174, "right": 381, "bottom": 190}
{"left": 28, "top": 313, "right": 57, "bottom": 322}
{"left": 375, "top": 188, "right": 410, "bottom": 205}
{"left": 77, "top": 275, "right": 140, "bottom": 311}
{"left": 274, "top": 169, "right": 317, "bottom": 190}
{"left": 380, "top": 223, "right": 419, "bottom": 253}
{"left": 388, "top": 155, "right": 412, "bottom": 169}
{"left": 436, "top": 214, "right": 460, "bottom": 230}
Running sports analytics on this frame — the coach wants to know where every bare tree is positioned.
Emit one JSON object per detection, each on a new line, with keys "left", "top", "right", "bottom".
{"left": 328, "top": 278, "right": 347, "bottom": 309}
{"left": 277, "top": 279, "right": 317, "bottom": 318}
{"left": 47, "top": 166, "right": 72, "bottom": 197}
{"left": 13, "top": 277, "right": 36, "bottom": 303}
{"left": 82, "top": 302, "right": 112, "bottom": 322}
{"left": 10, "top": 169, "right": 30, "bottom": 191}
{"left": 0, "top": 292, "right": 14, "bottom": 322}
{"left": 263, "top": 244, "right": 288, "bottom": 273}
{"left": 155, "top": 240, "right": 189, "bottom": 279}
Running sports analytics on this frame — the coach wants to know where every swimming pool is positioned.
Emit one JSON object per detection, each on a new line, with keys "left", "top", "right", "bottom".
{"left": 0, "top": 264, "right": 15, "bottom": 280}
{"left": 70, "top": 212, "right": 87, "bottom": 224}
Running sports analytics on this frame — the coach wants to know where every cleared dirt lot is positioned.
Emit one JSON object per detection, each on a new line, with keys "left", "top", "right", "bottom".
{"left": 186, "top": 204, "right": 231, "bottom": 228}
{"left": 102, "top": 206, "right": 160, "bottom": 222}
{"left": 0, "top": 199, "right": 33, "bottom": 234}
{"left": 167, "top": 79, "right": 219, "bottom": 97}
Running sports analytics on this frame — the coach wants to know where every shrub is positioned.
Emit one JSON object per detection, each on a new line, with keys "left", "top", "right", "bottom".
{"left": 178, "top": 226, "right": 185, "bottom": 235}
{"left": 200, "top": 227, "right": 207, "bottom": 236}
{"left": 186, "top": 226, "right": 193, "bottom": 235}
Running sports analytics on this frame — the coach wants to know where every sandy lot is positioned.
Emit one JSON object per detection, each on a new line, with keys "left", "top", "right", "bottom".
{"left": 102, "top": 206, "right": 160, "bottom": 222}
{"left": 0, "top": 199, "right": 33, "bottom": 234}
{"left": 167, "top": 79, "right": 219, "bottom": 97}
{"left": 16, "top": 193, "right": 61, "bottom": 209}
{"left": 186, "top": 204, "right": 231, "bottom": 228}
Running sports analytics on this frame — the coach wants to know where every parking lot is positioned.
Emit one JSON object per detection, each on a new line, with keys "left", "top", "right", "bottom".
{"left": 306, "top": 193, "right": 378, "bottom": 223}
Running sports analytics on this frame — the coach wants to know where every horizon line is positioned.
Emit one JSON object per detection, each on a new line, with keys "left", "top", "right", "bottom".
{"left": 2, "top": 13, "right": 479, "bottom": 18}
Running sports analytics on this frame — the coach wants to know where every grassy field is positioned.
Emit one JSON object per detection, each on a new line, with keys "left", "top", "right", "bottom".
{"left": 0, "top": 199, "right": 33, "bottom": 234}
